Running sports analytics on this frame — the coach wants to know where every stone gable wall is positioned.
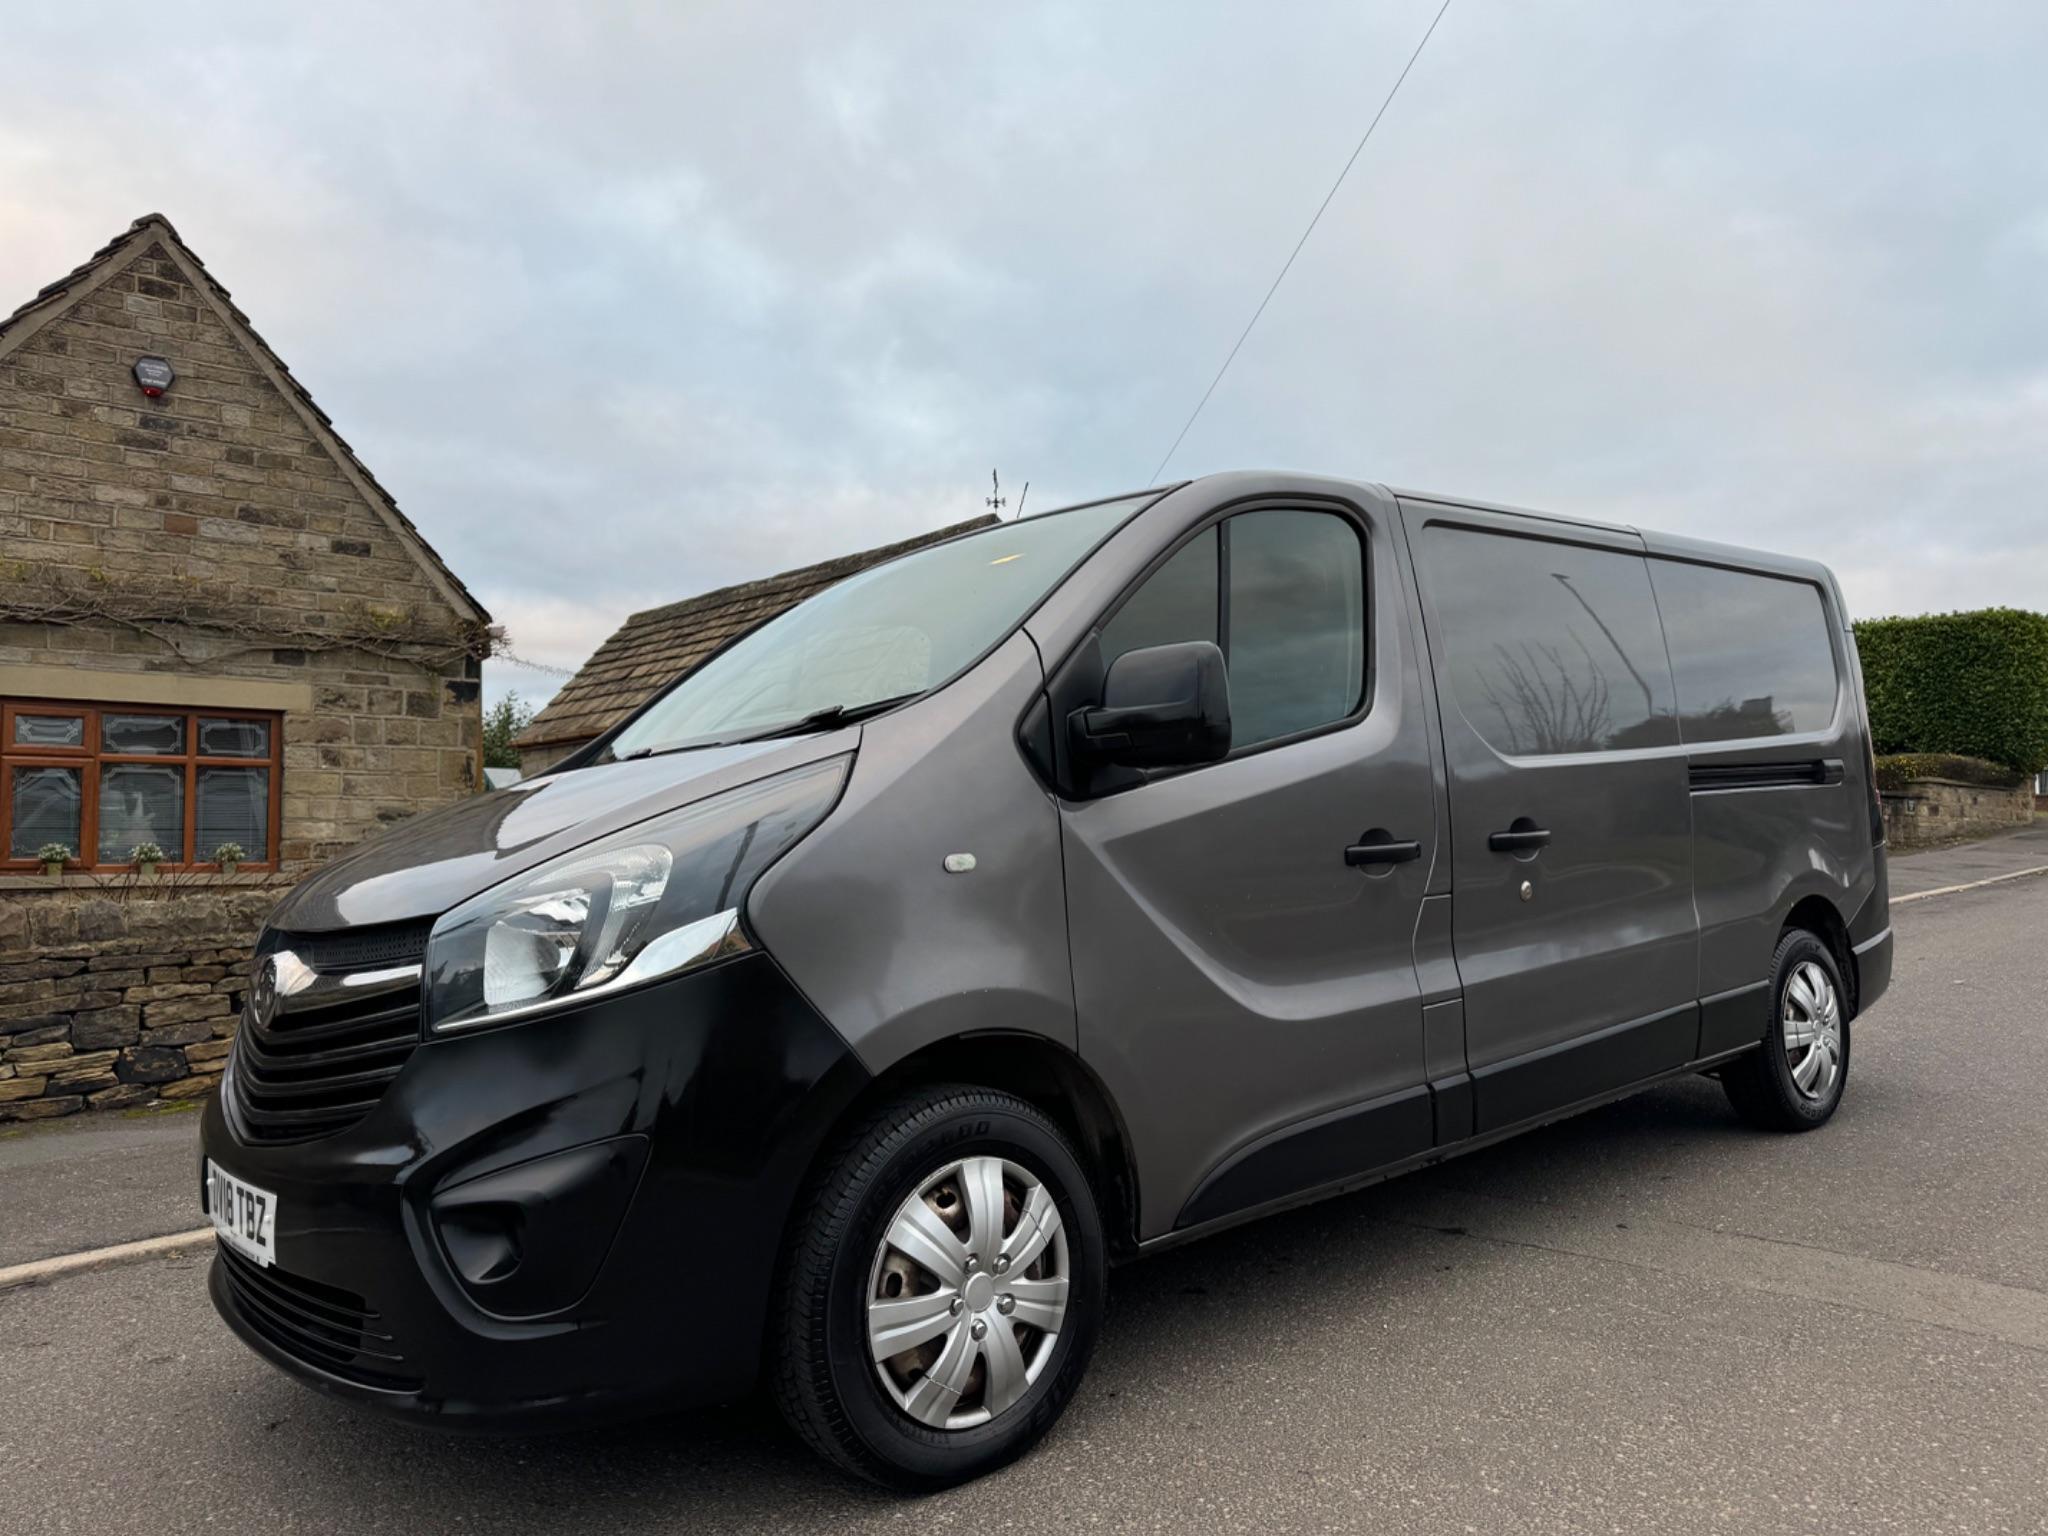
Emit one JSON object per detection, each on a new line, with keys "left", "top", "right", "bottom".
{"left": 0, "top": 237, "right": 483, "bottom": 868}
{"left": 0, "top": 229, "right": 486, "bottom": 1119}
{"left": 0, "top": 240, "right": 453, "bottom": 615}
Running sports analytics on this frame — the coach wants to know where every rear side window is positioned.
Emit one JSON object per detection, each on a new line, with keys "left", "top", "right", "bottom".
{"left": 1649, "top": 560, "right": 1839, "bottom": 742}
{"left": 1420, "top": 525, "right": 1678, "bottom": 756}
{"left": 1098, "top": 509, "right": 1366, "bottom": 751}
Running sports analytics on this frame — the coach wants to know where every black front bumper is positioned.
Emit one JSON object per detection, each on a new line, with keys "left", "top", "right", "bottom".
{"left": 201, "top": 952, "right": 867, "bottom": 1428}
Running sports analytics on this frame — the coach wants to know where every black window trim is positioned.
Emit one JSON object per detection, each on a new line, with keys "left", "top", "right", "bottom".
{"left": 1410, "top": 509, "right": 1690, "bottom": 765}
{"left": 1643, "top": 551, "right": 1847, "bottom": 750}
{"left": 1409, "top": 505, "right": 1851, "bottom": 766}
{"left": 1049, "top": 491, "right": 1380, "bottom": 798}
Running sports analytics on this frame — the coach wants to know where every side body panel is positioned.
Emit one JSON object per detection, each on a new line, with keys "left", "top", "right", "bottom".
{"left": 748, "top": 474, "right": 1884, "bottom": 1265}
{"left": 1641, "top": 530, "right": 1884, "bottom": 1044}
{"left": 1039, "top": 481, "right": 1440, "bottom": 1239}
{"left": 748, "top": 631, "right": 1077, "bottom": 1068}
{"left": 1401, "top": 497, "right": 1701, "bottom": 1133}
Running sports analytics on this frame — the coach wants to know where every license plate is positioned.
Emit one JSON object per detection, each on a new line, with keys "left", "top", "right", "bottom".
{"left": 207, "top": 1160, "right": 278, "bottom": 1267}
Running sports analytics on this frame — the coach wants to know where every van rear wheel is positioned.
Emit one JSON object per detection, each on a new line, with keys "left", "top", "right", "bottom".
{"left": 1723, "top": 928, "right": 1850, "bottom": 1132}
{"left": 771, "top": 1085, "right": 1106, "bottom": 1489}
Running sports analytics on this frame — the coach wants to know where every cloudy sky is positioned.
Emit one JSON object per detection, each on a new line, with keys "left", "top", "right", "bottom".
{"left": 6, "top": 2, "right": 2045, "bottom": 710}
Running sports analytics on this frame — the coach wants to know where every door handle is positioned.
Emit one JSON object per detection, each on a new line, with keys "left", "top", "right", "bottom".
{"left": 1487, "top": 825, "right": 1552, "bottom": 852}
{"left": 1345, "top": 838, "right": 1422, "bottom": 867}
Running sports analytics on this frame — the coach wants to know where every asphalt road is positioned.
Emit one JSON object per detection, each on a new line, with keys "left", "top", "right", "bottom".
{"left": 1888, "top": 821, "right": 2048, "bottom": 898}
{"left": 5, "top": 878, "right": 2047, "bottom": 1534}
{"left": 0, "top": 1106, "right": 204, "bottom": 1270}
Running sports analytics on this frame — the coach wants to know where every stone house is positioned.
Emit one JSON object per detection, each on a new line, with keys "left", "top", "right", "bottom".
{"left": 0, "top": 213, "right": 490, "bottom": 1120}
{"left": 512, "top": 515, "right": 993, "bottom": 776}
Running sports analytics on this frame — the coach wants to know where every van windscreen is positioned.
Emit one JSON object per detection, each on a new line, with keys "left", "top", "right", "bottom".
{"left": 602, "top": 493, "right": 1156, "bottom": 757}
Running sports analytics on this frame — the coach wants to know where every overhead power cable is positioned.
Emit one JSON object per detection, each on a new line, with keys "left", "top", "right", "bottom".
{"left": 1149, "top": 0, "right": 1454, "bottom": 483}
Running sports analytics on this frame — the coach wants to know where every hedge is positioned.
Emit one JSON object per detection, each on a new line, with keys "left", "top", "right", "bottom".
{"left": 1871, "top": 753, "right": 2021, "bottom": 792}
{"left": 1853, "top": 608, "right": 2048, "bottom": 777}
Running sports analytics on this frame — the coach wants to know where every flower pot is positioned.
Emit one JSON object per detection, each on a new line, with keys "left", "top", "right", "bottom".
{"left": 43, "top": 860, "right": 64, "bottom": 877}
{"left": 220, "top": 862, "right": 240, "bottom": 878}
{"left": 137, "top": 862, "right": 158, "bottom": 879}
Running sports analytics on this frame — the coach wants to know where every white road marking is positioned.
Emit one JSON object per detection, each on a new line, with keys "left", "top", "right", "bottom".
{"left": 1893, "top": 863, "right": 2048, "bottom": 905}
{"left": 0, "top": 1228, "right": 213, "bottom": 1291}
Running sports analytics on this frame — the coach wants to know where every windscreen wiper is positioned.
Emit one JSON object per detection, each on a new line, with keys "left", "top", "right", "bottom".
{"left": 611, "top": 695, "right": 919, "bottom": 759}
{"left": 731, "top": 694, "right": 920, "bottom": 743}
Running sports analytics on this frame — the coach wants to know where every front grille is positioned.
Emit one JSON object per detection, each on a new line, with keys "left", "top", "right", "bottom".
{"left": 229, "top": 922, "right": 428, "bottom": 1145}
{"left": 216, "top": 1242, "right": 419, "bottom": 1392}
{"left": 292, "top": 920, "right": 435, "bottom": 973}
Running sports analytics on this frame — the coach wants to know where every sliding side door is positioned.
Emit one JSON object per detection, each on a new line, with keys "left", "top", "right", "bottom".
{"left": 1403, "top": 500, "right": 1699, "bottom": 1133}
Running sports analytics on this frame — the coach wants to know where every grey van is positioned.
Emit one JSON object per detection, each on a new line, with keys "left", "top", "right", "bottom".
{"left": 200, "top": 472, "right": 1891, "bottom": 1489}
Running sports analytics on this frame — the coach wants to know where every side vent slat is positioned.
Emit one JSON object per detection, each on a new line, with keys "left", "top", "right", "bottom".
{"left": 1689, "top": 758, "right": 1845, "bottom": 793}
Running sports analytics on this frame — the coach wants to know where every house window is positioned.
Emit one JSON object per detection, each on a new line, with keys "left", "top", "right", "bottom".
{"left": 2, "top": 700, "right": 282, "bottom": 871}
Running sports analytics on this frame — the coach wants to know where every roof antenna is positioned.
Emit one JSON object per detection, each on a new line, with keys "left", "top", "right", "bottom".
{"left": 1014, "top": 481, "right": 1029, "bottom": 521}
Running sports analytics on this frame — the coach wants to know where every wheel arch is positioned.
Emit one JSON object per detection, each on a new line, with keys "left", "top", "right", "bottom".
{"left": 808, "top": 1030, "right": 1142, "bottom": 1260}
{"left": 1782, "top": 893, "right": 1858, "bottom": 1016}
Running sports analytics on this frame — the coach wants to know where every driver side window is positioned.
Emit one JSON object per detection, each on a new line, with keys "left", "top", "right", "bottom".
{"left": 1099, "top": 509, "right": 1367, "bottom": 751}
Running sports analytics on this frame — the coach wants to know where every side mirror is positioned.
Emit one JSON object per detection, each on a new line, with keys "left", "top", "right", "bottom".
{"left": 1070, "top": 641, "right": 1232, "bottom": 769}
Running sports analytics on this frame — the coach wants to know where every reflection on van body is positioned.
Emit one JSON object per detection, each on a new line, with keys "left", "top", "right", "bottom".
{"left": 1652, "top": 557, "right": 1842, "bottom": 742}
{"left": 199, "top": 472, "right": 1891, "bottom": 1490}
{"left": 1422, "top": 524, "right": 1679, "bottom": 756}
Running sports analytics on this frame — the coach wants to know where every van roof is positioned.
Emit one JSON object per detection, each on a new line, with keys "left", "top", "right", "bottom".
{"left": 1379, "top": 483, "right": 1836, "bottom": 590}
{"left": 1156, "top": 472, "right": 1834, "bottom": 591}
{"left": 1386, "top": 485, "right": 1639, "bottom": 538}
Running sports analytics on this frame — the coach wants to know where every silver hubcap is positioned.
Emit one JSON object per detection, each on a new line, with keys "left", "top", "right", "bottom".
{"left": 1782, "top": 959, "right": 1843, "bottom": 1100}
{"left": 866, "top": 1155, "right": 1070, "bottom": 1430}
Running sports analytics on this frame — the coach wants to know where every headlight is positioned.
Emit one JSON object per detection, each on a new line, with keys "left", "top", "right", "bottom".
{"left": 424, "top": 757, "right": 847, "bottom": 1033}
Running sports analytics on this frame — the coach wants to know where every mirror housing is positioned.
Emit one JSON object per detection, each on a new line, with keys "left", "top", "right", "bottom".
{"left": 1070, "top": 641, "right": 1232, "bottom": 770}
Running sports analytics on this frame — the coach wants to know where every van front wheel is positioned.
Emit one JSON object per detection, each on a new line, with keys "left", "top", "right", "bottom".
{"left": 771, "top": 1085, "right": 1106, "bottom": 1489}
{"left": 1723, "top": 928, "right": 1850, "bottom": 1132}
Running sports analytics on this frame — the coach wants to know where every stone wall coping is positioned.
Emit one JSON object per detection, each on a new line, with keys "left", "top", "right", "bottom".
{"left": 1880, "top": 776, "right": 2029, "bottom": 795}
{"left": 0, "top": 874, "right": 294, "bottom": 893}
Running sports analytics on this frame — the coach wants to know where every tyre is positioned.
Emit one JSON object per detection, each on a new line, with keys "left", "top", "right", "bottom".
{"left": 1723, "top": 928, "right": 1850, "bottom": 1132}
{"left": 772, "top": 1085, "right": 1106, "bottom": 1490}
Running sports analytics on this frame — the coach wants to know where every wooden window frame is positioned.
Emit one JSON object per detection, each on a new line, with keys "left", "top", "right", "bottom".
{"left": 1, "top": 699, "right": 283, "bottom": 873}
